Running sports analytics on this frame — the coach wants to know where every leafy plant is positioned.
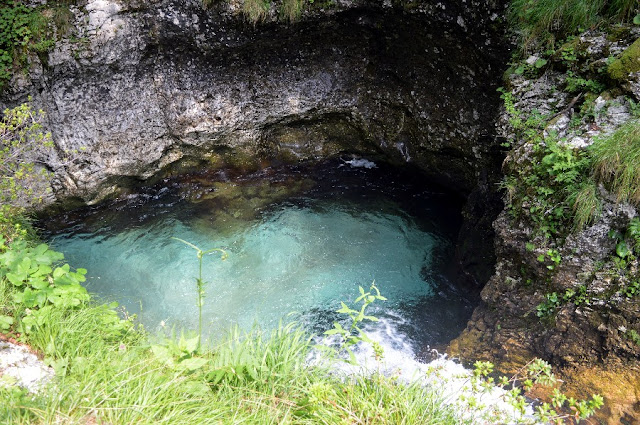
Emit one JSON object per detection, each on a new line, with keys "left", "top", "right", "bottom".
{"left": 0, "top": 101, "right": 54, "bottom": 206}
{"left": 625, "top": 329, "right": 640, "bottom": 346}
{"left": 0, "top": 2, "right": 56, "bottom": 90}
{"left": 172, "top": 237, "right": 227, "bottom": 351}
{"left": 536, "top": 285, "right": 589, "bottom": 317}
{"left": 471, "top": 358, "right": 604, "bottom": 423}
{"left": 537, "top": 248, "right": 562, "bottom": 270}
{"left": 0, "top": 238, "right": 91, "bottom": 336}
{"left": 622, "top": 279, "right": 640, "bottom": 298}
{"left": 0, "top": 314, "right": 13, "bottom": 330}
{"left": 322, "top": 282, "right": 387, "bottom": 364}
{"left": 564, "top": 71, "right": 606, "bottom": 94}
{"left": 151, "top": 333, "right": 209, "bottom": 372}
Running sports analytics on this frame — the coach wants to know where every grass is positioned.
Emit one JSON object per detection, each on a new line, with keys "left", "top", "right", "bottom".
{"left": 280, "top": 0, "right": 304, "bottom": 22}
{"left": 508, "top": 0, "right": 638, "bottom": 50}
{"left": 1, "top": 302, "right": 462, "bottom": 424}
{"left": 569, "top": 178, "right": 602, "bottom": 230}
{"left": 591, "top": 120, "right": 640, "bottom": 205}
{"left": 243, "top": 0, "right": 271, "bottom": 24}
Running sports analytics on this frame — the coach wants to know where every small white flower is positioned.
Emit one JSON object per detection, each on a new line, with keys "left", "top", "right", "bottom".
{"left": 618, "top": 325, "right": 627, "bottom": 333}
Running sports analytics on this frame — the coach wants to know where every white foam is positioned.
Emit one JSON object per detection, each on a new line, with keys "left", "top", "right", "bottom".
{"left": 340, "top": 158, "right": 377, "bottom": 169}
{"left": 311, "top": 316, "right": 536, "bottom": 424}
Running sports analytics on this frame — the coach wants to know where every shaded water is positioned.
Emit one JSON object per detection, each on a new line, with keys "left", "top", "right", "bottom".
{"left": 42, "top": 159, "right": 476, "bottom": 353}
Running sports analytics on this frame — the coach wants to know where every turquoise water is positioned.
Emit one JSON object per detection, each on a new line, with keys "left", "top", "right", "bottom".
{"left": 44, "top": 160, "right": 475, "bottom": 351}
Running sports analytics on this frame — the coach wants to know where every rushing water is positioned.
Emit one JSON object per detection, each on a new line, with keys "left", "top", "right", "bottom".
{"left": 42, "top": 158, "right": 475, "bottom": 353}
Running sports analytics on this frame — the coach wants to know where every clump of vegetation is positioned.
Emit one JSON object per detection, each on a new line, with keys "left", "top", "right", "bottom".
{"left": 242, "top": 0, "right": 271, "bottom": 24}
{"left": 0, "top": 2, "right": 57, "bottom": 91}
{"left": 500, "top": 106, "right": 640, "bottom": 240}
{"left": 568, "top": 179, "right": 601, "bottom": 230}
{"left": 591, "top": 120, "right": 640, "bottom": 205}
{"left": 280, "top": 0, "right": 304, "bottom": 22}
{"left": 0, "top": 101, "right": 54, "bottom": 206}
{"left": 502, "top": 122, "right": 594, "bottom": 240}
{"left": 508, "top": 0, "right": 638, "bottom": 51}
{"left": 625, "top": 328, "right": 640, "bottom": 346}
{"left": 471, "top": 359, "right": 603, "bottom": 423}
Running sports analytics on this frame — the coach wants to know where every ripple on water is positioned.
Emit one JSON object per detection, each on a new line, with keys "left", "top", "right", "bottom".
{"left": 44, "top": 159, "right": 475, "bottom": 350}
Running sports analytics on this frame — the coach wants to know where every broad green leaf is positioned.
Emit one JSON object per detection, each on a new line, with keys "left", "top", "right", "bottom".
{"left": 6, "top": 272, "right": 26, "bottom": 285}
{"left": 616, "top": 242, "right": 631, "bottom": 258}
{"left": 534, "top": 58, "right": 547, "bottom": 68}
{"left": 151, "top": 345, "right": 175, "bottom": 367}
{"left": 0, "top": 315, "right": 14, "bottom": 330}
{"left": 184, "top": 335, "right": 200, "bottom": 354}
{"left": 33, "top": 244, "right": 48, "bottom": 255}
{"left": 336, "top": 302, "right": 355, "bottom": 315}
{"left": 245, "top": 365, "right": 259, "bottom": 381}
{"left": 207, "top": 368, "right": 226, "bottom": 385}
{"left": 234, "top": 366, "right": 245, "bottom": 381}
{"left": 52, "top": 264, "right": 70, "bottom": 279}
{"left": 179, "top": 357, "right": 208, "bottom": 371}
{"left": 29, "top": 277, "right": 49, "bottom": 289}
{"left": 182, "top": 380, "right": 211, "bottom": 397}
{"left": 358, "top": 332, "right": 372, "bottom": 343}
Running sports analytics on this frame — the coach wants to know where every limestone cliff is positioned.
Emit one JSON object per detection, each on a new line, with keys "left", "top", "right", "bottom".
{"left": 450, "top": 27, "right": 640, "bottom": 424}
{"left": 1, "top": 0, "right": 507, "bottom": 209}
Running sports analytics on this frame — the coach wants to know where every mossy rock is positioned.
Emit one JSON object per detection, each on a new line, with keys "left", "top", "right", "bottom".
{"left": 608, "top": 37, "right": 640, "bottom": 81}
{"left": 605, "top": 25, "right": 631, "bottom": 42}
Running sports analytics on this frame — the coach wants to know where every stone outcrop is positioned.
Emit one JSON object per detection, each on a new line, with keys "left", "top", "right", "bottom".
{"left": 1, "top": 0, "right": 508, "bottom": 209}
{"left": 449, "top": 28, "right": 640, "bottom": 424}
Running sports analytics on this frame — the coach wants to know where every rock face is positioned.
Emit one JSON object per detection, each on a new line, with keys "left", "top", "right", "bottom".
{"left": 1, "top": 0, "right": 508, "bottom": 210}
{"left": 449, "top": 28, "right": 640, "bottom": 424}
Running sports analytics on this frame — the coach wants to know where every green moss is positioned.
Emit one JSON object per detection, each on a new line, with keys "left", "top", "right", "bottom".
{"left": 608, "top": 37, "right": 640, "bottom": 81}
{"left": 605, "top": 25, "right": 631, "bottom": 42}
{"left": 0, "top": 2, "right": 68, "bottom": 91}
{"left": 223, "top": 148, "right": 261, "bottom": 172}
